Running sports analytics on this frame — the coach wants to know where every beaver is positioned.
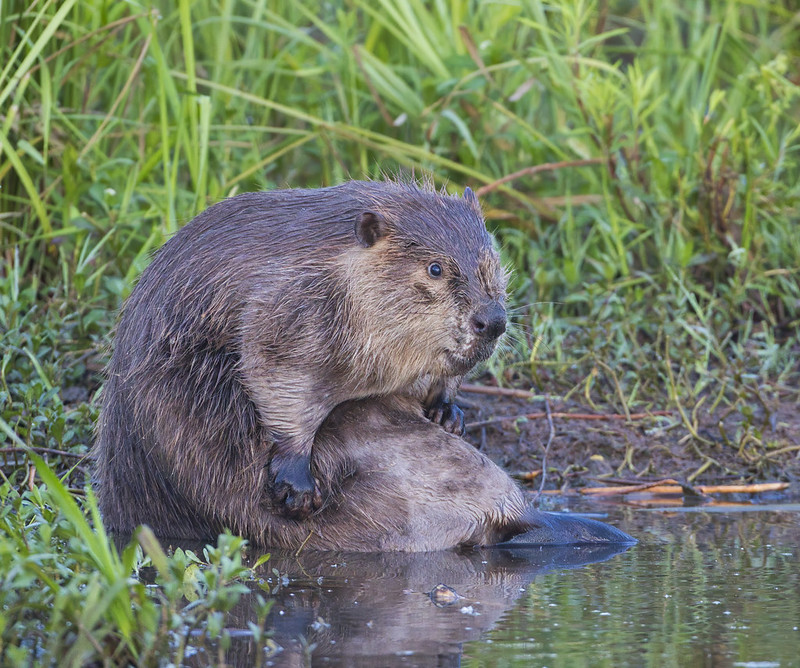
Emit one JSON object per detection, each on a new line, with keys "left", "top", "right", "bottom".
{"left": 97, "top": 393, "right": 634, "bottom": 550}
{"left": 94, "top": 180, "right": 507, "bottom": 520}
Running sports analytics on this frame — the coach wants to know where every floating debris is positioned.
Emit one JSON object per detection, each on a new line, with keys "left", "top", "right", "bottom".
{"left": 428, "top": 584, "right": 462, "bottom": 607}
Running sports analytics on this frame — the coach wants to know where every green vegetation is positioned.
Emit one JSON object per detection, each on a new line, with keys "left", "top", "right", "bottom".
{"left": 1, "top": 453, "right": 272, "bottom": 665}
{"left": 1, "top": 0, "right": 798, "bottom": 662}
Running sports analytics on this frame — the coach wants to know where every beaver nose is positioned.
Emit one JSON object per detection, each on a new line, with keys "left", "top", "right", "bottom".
{"left": 471, "top": 303, "right": 507, "bottom": 340}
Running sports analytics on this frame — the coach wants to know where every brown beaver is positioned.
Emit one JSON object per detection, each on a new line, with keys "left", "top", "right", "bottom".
{"left": 95, "top": 180, "right": 507, "bottom": 520}
{"left": 97, "top": 393, "right": 634, "bottom": 550}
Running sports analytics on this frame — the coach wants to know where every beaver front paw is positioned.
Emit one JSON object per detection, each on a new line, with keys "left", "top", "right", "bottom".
{"left": 268, "top": 454, "right": 322, "bottom": 520}
{"left": 425, "top": 400, "right": 465, "bottom": 436}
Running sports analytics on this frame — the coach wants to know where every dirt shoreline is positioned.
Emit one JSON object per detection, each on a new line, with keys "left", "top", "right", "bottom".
{"left": 459, "top": 383, "right": 800, "bottom": 497}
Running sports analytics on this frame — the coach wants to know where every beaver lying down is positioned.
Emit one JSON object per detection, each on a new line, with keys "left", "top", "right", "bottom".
{"left": 98, "top": 394, "right": 634, "bottom": 550}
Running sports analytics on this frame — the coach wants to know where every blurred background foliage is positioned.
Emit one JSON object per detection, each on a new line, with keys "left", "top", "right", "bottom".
{"left": 1, "top": 0, "right": 799, "bottom": 471}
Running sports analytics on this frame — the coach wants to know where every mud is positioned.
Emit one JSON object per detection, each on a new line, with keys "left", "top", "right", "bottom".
{"left": 460, "top": 383, "right": 800, "bottom": 494}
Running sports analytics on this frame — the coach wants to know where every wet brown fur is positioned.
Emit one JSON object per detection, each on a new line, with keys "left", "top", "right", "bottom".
{"left": 97, "top": 394, "right": 530, "bottom": 551}
{"left": 94, "top": 179, "right": 508, "bottom": 525}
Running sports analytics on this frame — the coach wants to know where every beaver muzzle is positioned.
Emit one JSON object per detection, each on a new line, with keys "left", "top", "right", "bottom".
{"left": 470, "top": 302, "right": 507, "bottom": 342}
{"left": 446, "top": 301, "right": 507, "bottom": 373}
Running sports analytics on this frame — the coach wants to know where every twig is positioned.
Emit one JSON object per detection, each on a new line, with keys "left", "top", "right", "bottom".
{"left": 0, "top": 446, "right": 91, "bottom": 459}
{"left": 581, "top": 480, "right": 789, "bottom": 496}
{"left": 294, "top": 530, "right": 315, "bottom": 558}
{"left": 532, "top": 396, "right": 555, "bottom": 505}
{"left": 512, "top": 470, "right": 542, "bottom": 481}
{"left": 353, "top": 46, "right": 395, "bottom": 126}
{"left": 765, "top": 445, "right": 800, "bottom": 459}
{"left": 581, "top": 478, "right": 699, "bottom": 496}
{"left": 460, "top": 383, "right": 542, "bottom": 399}
{"left": 691, "top": 482, "right": 789, "bottom": 494}
{"left": 466, "top": 409, "right": 672, "bottom": 429}
{"left": 79, "top": 31, "right": 153, "bottom": 160}
{"left": 475, "top": 158, "right": 605, "bottom": 197}
{"left": 459, "top": 26, "right": 495, "bottom": 85}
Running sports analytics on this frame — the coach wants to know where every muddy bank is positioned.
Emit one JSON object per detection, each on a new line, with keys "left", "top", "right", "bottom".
{"left": 459, "top": 383, "right": 800, "bottom": 495}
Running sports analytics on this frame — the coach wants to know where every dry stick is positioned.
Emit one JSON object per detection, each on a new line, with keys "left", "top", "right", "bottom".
{"left": 79, "top": 31, "right": 153, "bottom": 160}
{"left": 459, "top": 26, "right": 495, "bottom": 85}
{"left": 587, "top": 476, "right": 691, "bottom": 486}
{"left": 514, "top": 470, "right": 542, "bottom": 481}
{"left": 353, "top": 46, "right": 394, "bottom": 126}
{"left": 466, "top": 409, "right": 672, "bottom": 429}
{"left": 765, "top": 445, "right": 800, "bottom": 459}
{"left": 460, "top": 383, "right": 544, "bottom": 400}
{"left": 688, "top": 482, "right": 789, "bottom": 494}
{"left": 580, "top": 478, "right": 696, "bottom": 496}
{"left": 532, "top": 395, "right": 556, "bottom": 505}
{"left": 581, "top": 481, "right": 790, "bottom": 496}
{"left": 0, "top": 446, "right": 90, "bottom": 459}
{"left": 475, "top": 158, "right": 606, "bottom": 197}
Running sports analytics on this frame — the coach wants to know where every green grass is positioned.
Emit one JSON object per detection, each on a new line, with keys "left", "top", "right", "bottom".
{"left": 0, "top": 0, "right": 799, "bottom": 660}
{"left": 0, "top": 453, "right": 271, "bottom": 665}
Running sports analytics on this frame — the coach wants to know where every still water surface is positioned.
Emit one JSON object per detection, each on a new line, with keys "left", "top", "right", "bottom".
{"left": 199, "top": 504, "right": 800, "bottom": 667}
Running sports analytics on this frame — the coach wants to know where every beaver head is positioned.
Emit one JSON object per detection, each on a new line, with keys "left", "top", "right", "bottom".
{"left": 339, "top": 181, "right": 507, "bottom": 384}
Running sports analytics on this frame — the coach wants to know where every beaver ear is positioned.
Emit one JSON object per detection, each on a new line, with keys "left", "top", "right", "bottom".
{"left": 463, "top": 186, "right": 479, "bottom": 206}
{"left": 355, "top": 211, "right": 388, "bottom": 247}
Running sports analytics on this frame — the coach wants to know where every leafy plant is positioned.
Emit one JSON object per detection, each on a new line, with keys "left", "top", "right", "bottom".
{"left": 0, "top": 454, "right": 266, "bottom": 666}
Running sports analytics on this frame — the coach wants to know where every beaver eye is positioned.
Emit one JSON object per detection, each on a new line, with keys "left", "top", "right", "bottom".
{"left": 427, "top": 262, "right": 443, "bottom": 279}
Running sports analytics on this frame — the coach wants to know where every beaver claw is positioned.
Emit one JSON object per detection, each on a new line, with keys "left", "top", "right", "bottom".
{"left": 425, "top": 401, "right": 465, "bottom": 436}
{"left": 269, "top": 455, "right": 322, "bottom": 520}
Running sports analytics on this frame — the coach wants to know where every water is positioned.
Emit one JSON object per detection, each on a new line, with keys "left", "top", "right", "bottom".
{"left": 464, "top": 505, "right": 800, "bottom": 668}
{"left": 192, "top": 504, "right": 800, "bottom": 667}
